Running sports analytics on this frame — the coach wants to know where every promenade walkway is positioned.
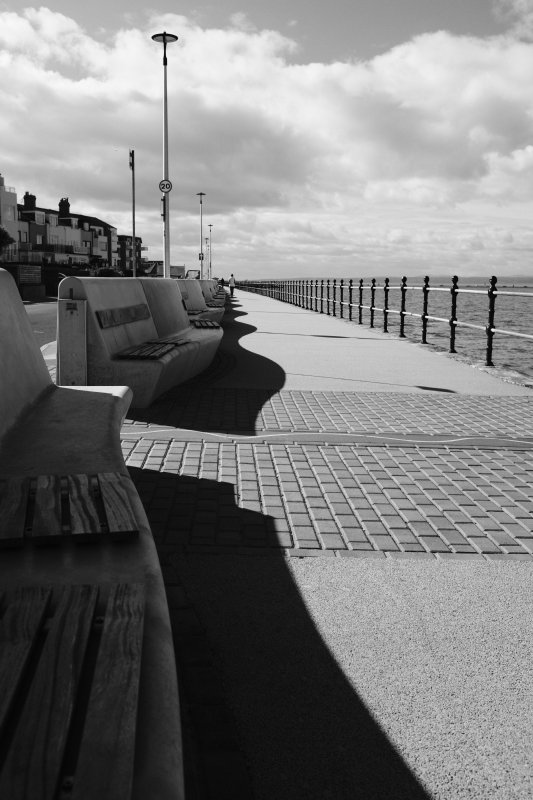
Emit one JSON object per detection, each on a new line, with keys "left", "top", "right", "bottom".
{"left": 49, "top": 292, "right": 533, "bottom": 798}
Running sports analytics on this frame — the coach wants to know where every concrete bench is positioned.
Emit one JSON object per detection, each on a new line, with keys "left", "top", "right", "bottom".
{"left": 0, "top": 268, "right": 184, "bottom": 799}
{"left": 177, "top": 278, "right": 225, "bottom": 324}
{"left": 57, "top": 276, "right": 223, "bottom": 408}
{"left": 199, "top": 278, "right": 227, "bottom": 307}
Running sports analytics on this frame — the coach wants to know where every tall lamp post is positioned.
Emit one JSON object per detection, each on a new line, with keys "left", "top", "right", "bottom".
{"left": 196, "top": 192, "right": 206, "bottom": 278}
{"left": 208, "top": 223, "right": 213, "bottom": 278}
{"left": 152, "top": 31, "right": 178, "bottom": 279}
{"left": 129, "top": 148, "right": 136, "bottom": 277}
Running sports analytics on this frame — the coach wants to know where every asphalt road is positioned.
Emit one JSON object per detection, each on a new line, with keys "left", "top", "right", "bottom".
{"left": 24, "top": 299, "right": 57, "bottom": 349}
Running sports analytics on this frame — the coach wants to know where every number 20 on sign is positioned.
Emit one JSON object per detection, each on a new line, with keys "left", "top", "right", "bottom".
{"left": 159, "top": 179, "right": 172, "bottom": 193}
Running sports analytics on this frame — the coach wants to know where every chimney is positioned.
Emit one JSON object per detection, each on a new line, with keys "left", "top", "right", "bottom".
{"left": 59, "top": 197, "right": 70, "bottom": 217}
{"left": 24, "top": 191, "right": 36, "bottom": 210}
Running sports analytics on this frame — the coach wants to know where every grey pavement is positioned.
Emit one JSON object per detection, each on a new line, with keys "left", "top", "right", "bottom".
{"left": 46, "top": 291, "right": 533, "bottom": 798}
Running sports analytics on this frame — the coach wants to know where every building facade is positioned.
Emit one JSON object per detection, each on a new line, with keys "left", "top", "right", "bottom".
{"left": 0, "top": 173, "right": 142, "bottom": 272}
{"left": 117, "top": 234, "right": 146, "bottom": 273}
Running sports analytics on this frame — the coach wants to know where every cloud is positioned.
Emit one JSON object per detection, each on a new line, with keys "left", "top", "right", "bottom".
{"left": 493, "top": 0, "right": 533, "bottom": 39}
{"left": 2, "top": 8, "right": 533, "bottom": 277}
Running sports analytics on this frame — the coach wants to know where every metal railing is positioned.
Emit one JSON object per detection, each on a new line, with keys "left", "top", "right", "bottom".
{"left": 236, "top": 275, "right": 533, "bottom": 368}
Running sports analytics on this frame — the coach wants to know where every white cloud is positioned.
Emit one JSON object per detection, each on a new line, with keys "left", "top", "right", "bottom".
{"left": 494, "top": 0, "right": 533, "bottom": 39}
{"left": 2, "top": 8, "right": 533, "bottom": 277}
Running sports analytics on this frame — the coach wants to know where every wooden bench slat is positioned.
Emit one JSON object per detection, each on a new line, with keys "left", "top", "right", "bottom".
{"left": 72, "top": 583, "right": 145, "bottom": 800}
{"left": 0, "top": 587, "right": 52, "bottom": 738}
{"left": 0, "top": 585, "right": 98, "bottom": 800}
{"left": 191, "top": 319, "right": 220, "bottom": 329}
{"left": 0, "top": 474, "right": 138, "bottom": 547}
{"left": 31, "top": 475, "right": 62, "bottom": 541}
{"left": 0, "top": 478, "right": 29, "bottom": 546}
{"left": 97, "top": 473, "right": 139, "bottom": 539}
{"left": 68, "top": 475, "right": 104, "bottom": 540}
{"left": 116, "top": 341, "right": 176, "bottom": 359}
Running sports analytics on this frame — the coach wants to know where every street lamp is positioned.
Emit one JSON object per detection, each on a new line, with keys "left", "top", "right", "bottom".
{"left": 152, "top": 31, "right": 178, "bottom": 279}
{"left": 129, "top": 148, "right": 136, "bottom": 277}
{"left": 208, "top": 223, "right": 213, "bottom": 278}
{"left": 196, "top": 192, "right": 205, "bottom": 279}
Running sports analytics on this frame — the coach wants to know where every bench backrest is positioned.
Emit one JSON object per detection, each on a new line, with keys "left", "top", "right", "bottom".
{"left": 58, "top": 277, "right": 159, "bottom": 359}
{"left": 0, "top": 269, "right": 52, "bottom": 439}
{"left": 176, "top": 279, "right": 208, "bottom": 313}
{"left": 138, "top": 278, "right": 190, "bottom": 337}
{"left": 198, "top": 279, "right": 217, "bottom": 301}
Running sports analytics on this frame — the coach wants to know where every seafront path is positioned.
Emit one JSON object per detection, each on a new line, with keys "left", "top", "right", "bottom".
{"left": 45, "top": 290, "right": 533, "bottom": 799}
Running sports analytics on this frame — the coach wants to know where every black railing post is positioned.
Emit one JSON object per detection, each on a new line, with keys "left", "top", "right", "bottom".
{"left": 399, "top": 276, "right": 407, "bottom": 338}
{"left": 326, "top": 279, "right": 330, "bottom": 315}
{"left": 486, "top": 275, "right": 497, "bottom": 366}
{"left": 358, "top": 279, "right": 363, "bottom": 324}
{"left": 340, "top": 278, "right": 344, "bottom": 319}
{"left": 333, "top": 279, "right": 337, "bottom": 317}
{"left": 449, "top": 275, "right": 458, "bottom": 353}
{"left": 422, "top": 275, "right": 429, "bottom": 344}
{"left": 370, "top": 278, "right": 376, "bottom": 328}
{"left": 349, "top": 279, "right": 353, "bottom": 321}
{"left": 305, "top": 279, "right": 309, "bottom": 309}
{"left": 383, "top": 278, "right": 389, "bottom": 332}
{"left": 320, "top": 279, "right": 324, "bottom": 313}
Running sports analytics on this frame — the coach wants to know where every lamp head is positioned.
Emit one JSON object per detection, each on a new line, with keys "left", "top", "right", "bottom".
{"left": 151, "top": 32, "right": 178, "bottom": 44}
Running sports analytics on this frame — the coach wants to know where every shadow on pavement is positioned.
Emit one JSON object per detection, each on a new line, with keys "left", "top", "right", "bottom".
{"left": 127, "top": 299, "right": 287, "bottom": 433}
{"left": 130, "top": 466, "right": 431, "bottom": 800}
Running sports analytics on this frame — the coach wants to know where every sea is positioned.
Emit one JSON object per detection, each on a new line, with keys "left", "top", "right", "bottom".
{"left": 331, "top": 280, "right": 533, "bottom": 388}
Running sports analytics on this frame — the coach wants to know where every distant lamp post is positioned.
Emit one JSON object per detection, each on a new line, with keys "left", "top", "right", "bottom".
{"left": 196, "top": 192, "right": 205, "bottom": 278}
{"left": 129, "top": 148, "right": 136, "bottom": 277}
{"left": 208, "top": 223, "right": 213, "bottom": 278}
{"left": 152, "top": 31, "right": 178, "bottom": 279}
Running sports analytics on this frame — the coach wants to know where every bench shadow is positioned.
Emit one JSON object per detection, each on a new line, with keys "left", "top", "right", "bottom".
{"left": 129, "top": 467, "right": 431, "bottom": 800}
{"left": 126, "top": 299, "right": 287, "bottom": 433}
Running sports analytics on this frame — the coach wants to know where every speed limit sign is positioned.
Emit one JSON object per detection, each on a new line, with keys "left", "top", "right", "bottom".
{"left": 159, "top": 179, "right": 172, "bottom": 193}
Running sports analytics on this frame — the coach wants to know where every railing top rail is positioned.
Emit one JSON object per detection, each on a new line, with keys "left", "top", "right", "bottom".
{"left": 493, "top": 327, "right": 533, "bottom": 340}
{"left": 495, "top": 290, "right": 533, "bottom": 298}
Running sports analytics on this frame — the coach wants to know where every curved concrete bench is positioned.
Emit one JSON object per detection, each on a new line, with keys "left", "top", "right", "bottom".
{"left": 199, "top": 278, "right": 227, "bottom": 307}
{"left": 57, "top": 276, "right": 223, "bottom": 407}
{"left": 178, "top": 278, "right": 225, "bottom": 324}
{"left": 0, "top": 269, "right": 184, "bottom": 799}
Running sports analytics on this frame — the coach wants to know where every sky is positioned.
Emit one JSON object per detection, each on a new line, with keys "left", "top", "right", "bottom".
{"left": 1, "top": 0, "right": 533, "bottom": 279}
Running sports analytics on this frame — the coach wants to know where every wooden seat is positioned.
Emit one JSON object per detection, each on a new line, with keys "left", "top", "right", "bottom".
{"left": 0, "top": 582, "right": 144, "bottom": 800}
{"left": 0, "top": 472, "right": 139, "bottom": 547}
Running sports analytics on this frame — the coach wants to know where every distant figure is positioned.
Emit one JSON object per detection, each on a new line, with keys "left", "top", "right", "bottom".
{"left": 219, "top": 277, "right": 225, "bottom": 287}
{"left": 229, "top": 273, "right": 236, "bottom": 297}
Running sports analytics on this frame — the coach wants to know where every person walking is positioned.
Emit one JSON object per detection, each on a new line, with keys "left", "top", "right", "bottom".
{"left": 229, "top": 273, "right": 236, "bottom": 297}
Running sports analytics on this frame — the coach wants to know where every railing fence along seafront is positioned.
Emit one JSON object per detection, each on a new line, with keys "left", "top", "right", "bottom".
{"left": 237, "top": 275, "right": 533, "bottom": 375}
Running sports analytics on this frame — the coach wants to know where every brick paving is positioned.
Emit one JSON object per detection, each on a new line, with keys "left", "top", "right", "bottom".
{"left": 124, "top": 435, "right": 533, "bottom": 560}
{"left": 124, "top": 387, "right": 533, "bottom": 437}
{"left": 122, "top": 383, "right": 533, "bottom": 561}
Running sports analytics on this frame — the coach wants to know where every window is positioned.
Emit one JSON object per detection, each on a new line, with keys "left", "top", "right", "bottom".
{"left": 36, "top": 235, "right": 43, "bottom": 245}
